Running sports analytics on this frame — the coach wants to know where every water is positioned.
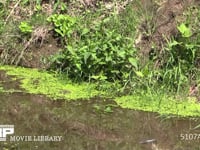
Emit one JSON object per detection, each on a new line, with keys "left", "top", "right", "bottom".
{"left": 1, "top": 71, "right": 200, "bottom": 150}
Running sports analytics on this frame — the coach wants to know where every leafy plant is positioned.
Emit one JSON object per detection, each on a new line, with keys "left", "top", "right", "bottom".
{"left": 177, "top": 23, "right": 192, "bottom": 38}
{"left": 19, "top": 21, "right": 33, "bottom": 34}
{"left": 47, "top": 14, "right": 76, "bottom": 38}
{"left": 50, "top": 16, "right": 138, "bottom": 83}
{"left": 159, "top": 21, "right": 200, "bottom": 92}
{"left": 104, "top": 106, "right": 113, "bottom": 113}
{"left": 35, "top": 4, "right": 42, "bottom": 12}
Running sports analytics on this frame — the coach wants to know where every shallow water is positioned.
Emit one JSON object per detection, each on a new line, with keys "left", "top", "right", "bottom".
{"left": 1, "top": 71, "right": 200, "bottom": 150}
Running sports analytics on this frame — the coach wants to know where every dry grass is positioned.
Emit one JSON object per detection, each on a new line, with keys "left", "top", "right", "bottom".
{"left": 31, "top": 26, "right": 50, "bottom": 47}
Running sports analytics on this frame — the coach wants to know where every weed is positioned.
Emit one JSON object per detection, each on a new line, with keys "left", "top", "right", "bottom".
{"left": 19, "top": 21, "right": 33, "bottom": 34}
{"left": 54, "top": 18, "right": 137, "bottom": 81}
{"left": 177, "top": 23, "right": 192, "bottom": 38}
{"left": 160, "top": 19, "right": 200, "bottom": 92}
{"left": 47, "top": 14, "right": 76, "bottom": 38}
{"left": 48, "top": 9, "right": 139, "bottom": 85}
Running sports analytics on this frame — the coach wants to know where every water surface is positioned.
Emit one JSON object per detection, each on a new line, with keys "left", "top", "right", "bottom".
{"left": 0, "top": 71, "right": 200, "bottom": 150}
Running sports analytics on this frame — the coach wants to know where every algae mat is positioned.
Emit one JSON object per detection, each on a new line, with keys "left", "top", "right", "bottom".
{"left": 1, "top": 65, "right": 200, "bottom": 117}
{"left": 0, "top": 65, "right": 99, "bottom": 100}
{"left": 115, "top": 94, "right": 200, "bottom": 117}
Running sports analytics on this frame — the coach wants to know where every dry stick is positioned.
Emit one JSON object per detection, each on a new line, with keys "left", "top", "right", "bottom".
{"left": 15, "top": 37, "right": 33, "bottom": 65}
{"left": 4, "top": 0, "right": 21, "bottom": 25}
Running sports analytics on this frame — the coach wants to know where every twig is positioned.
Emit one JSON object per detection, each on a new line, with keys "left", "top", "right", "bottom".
{"left": 15, "top": 37, "right": 33, "bottom": 66}
{"left": 4, "top": 0, "right": 21, "bottom": 25}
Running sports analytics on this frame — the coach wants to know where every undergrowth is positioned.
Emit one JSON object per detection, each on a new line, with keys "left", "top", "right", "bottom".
{"left": 1, "top": 0, "right": 200, "bottom": 98}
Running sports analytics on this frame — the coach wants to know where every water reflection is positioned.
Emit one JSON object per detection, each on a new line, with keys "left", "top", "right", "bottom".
{"left": 1, "top": 71, "right": 200, "bottom": 150}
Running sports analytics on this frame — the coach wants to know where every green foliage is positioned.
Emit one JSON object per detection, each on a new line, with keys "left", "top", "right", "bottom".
{"left": 105, "top": 1, "right": 140, "bottom": 38}
{"left": 19, "top": 21, "right": 33, "bottom": 34}
{"left": 177, "top": 23, "right": 192, "bottom": 38}
{"left": 47, "top": 14, "right": 76, "bottom": 38}
{"left": 50, "top": 16, "right": 138, "bottom": 82}
{"left": 104, "top": 106, "right": 113, "bottom": 113}
{"left": 158, "top": 21, "right": 199, "bottom": 92}
{"left": 35, "top": 4, "right": 42, "bottom": 12}
{"left": 21, "top": 0, "right": 29, "bottom": 5}
{"left": 47, "top": 1, "right": 142, "bottom": 85}
{"left": 4, "top": 0, "right": 200, "bottom": 96}
{"left": 30, "top": 13, "right": 48, "bottom": 26}
{"left": 60, "top": 2, "right": 67, "bottom": 11}
{"left": 143, "top": 6, "right": 200, "bottom": 92}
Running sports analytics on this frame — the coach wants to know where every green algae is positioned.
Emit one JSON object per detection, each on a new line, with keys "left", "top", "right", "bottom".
{"left": 0, "top": 86, "right": 3, "bottom": 92}
{"left": 1, "top": 65, "right": 200, "bottom": 117}
{"left": 115, "top": 94, "right": 200, "bottom": 117}
{"left": 0, "top": 65, "right": 99, "bottom": 100}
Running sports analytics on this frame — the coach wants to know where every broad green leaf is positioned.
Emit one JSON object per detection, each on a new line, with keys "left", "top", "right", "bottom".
{"left": 67, "top": 45, "right": 75, "bottom": 55}
{"left": 135, "top": 71, "right": 144, "bottom": 78}
{"left": 81, "top": 28, "right": 90, "bottom": 35}
{"left": 168, "top": 40, "right": 180, "bottom": 49}
{"left": 55, "top": 28, "right": 64, "bottom": 37}
{"left": 177, "top": 23, "right": 192, "bottom": 37}
{"left": 84, "top": 52, "right": 91, "bottom": 64}
{"left": 100, "top": 75, "right": 107, "bottom": 80}
{"left": 75, "top": 63, "right": 81, "bottom": 70}
{"left": 118, "top": 51, "right": 125, "bottom": 58}
{"left": 128, "top": 58, "right": 138, "bottom": 68}
{"left": 185, "top": 44, "right": 195, "bottom": 49}
{"left": 111, "top": 70, "right": 120, "bottom": 73}
{"left": 91, "top": 75, "right": 100, "bottom": 80}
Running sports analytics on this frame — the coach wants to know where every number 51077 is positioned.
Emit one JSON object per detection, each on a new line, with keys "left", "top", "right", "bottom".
{"left": 180, "top": 133, "right": 200, "bottom": 140}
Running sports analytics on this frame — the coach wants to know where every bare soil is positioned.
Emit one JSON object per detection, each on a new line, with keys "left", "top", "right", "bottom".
{"left": 136, "top": 0, "right": 199, "bottom": 67}
{"left": 20, "top": 35, "right": 60, "bottom": 69}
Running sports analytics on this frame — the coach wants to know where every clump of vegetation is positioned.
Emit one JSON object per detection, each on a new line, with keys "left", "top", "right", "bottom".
{"left": 156, "top": 6, "right": 200, "bottom": 92}
{"left": 46, "top": 1, "right": 143, "bottom": 92}
{"left": 47, "top": 14, "right": 77, "bottom": 39}
{"left": 19, "top": 21, "right": 33, "bottom": 34}
{"left": 1, "top": 0, "right": 200, "bottom": 116}
{"left": 48, "top": 13, "right": 138, "bottom": 82}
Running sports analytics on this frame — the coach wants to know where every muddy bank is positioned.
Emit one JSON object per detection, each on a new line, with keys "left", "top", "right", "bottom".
{"left": 136, "top": 0, "right": 199, "bottom": 66}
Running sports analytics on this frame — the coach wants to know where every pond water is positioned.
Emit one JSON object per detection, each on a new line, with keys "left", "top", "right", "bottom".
{"left": 1, "top": 71, "right": 200, "bottom": 150}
